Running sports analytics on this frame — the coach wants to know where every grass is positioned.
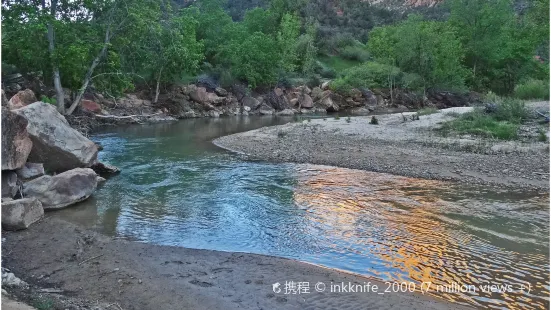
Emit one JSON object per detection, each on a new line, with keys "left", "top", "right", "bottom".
{"left": 317, "top": 55, "right": 361, "bottom": 75}
{"left": 417, "top": 107, "right": 439, "bottom": 116}
{"left": 440, "top": 97, "right": 528, "bottom": 140}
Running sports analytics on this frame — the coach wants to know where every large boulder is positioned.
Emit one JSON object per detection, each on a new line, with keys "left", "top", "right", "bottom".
{"left": 2, "top": 197, "right": 43, "bottom": 230}
{"left": 1, "top": 171, "right": 19, "bottom": 198}
{"left": 1, "top": 107, "right": 33, "bottom": 170}
{"left": 242, "top": 96, "right": 261, "bottom": 110}
{"left": 317, "top": 91, "right": 340, "bottom": 112}
{"left": 15, "top": 163, "right": 44, "bottom": 180}
{"left": 189, "top": 86, "right": 209, "bottom": 104}
{"left": 299, "top": 94, "right": 313, "bottom": 108}
{"left": 13, "top": 102, "right": 98, "bottom": 173}
{"left": 8, "top": 89, "right": 37, "bottom": 110}
{"left": 23, "top": 168, "right": 98, "bottom": 210}
{"left": 259, "top": 104, "right": 275, "bottom": 115}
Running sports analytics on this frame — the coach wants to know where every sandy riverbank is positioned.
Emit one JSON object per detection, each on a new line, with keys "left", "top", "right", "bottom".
{"left": 214, "top": 105, "right": 550, "bottom": 190}
{"left": 1, "top": 217, "right": 469, "bottom": 310}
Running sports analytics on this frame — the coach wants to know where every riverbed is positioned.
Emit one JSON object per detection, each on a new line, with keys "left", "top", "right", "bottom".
{"left": 52, "top": 116, "right": 549, "bottom": 309}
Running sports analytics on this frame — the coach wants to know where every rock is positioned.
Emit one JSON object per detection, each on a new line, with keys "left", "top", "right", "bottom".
{"left": 2, "top": 271, "right": 27, "bottom": 288}
{"left": 7, "top": 89, "right": 37, "bottom": 110}
{"left": 1, "top": 107, "right": 33, "bottom": 170}
{"left": 23, "top": 168, "right": 98, "bottom": 210}
{"left": 274, "top": 88, "right": 284, "bottom": 97}
{"left": 299, "top": 94, "right": 313, "bottom": 108}
{"left": 350, "top": 88, "right": 363, "bottom": 101}
{"left": 1, "top": 89, "right": 8, "bottom": 106}
{"left": 265, "top": 91, "right": 289, "bottom": 111}
{"left": 1, "top": 197, "right": 43, "bottom": 230}
{"left": 276, "top": 109, "right": 295, "bottom": 116}
{"left": 311, "top": 87, "right": 323, "bottom": 100}
{"left": 13, "top": 102, "right": 98, "bottom": 173}
{"left": 189, "top": 86, "right": 209, "bottom": 104}
{"left": 259, "top": 104, "right": 275, "bottom": 115}
{"left": 81, "top": 99, "right": 102, "bottom": 113}
{"left": 206, "top": 92, "right": 225, "bottom": 105}
{"left": 215, "top": 87, "right": 228, "bottom": 97}
{"left": 242, "top": 96, "right": 261, "bottom": 110}
{"left": 91, "top": 162, "right": 121, "bottom": 177}
{"left": 321, "top": 81, "right": 331, "bottom": 90}
{"left": 317, "top": 91, "right": 339, "bottom": 112}
{"left": 299, "top": 86, "right": 312, "bottom": 95}
{"left": 1, "top": 171, "right": 19, "bottom": 198}
{"left": 96, "top": 176, "right": 106, "bottom": 184}
{"left": 290, "top": 98, "right": 299, "bottom": 107}
{"left": 15, "top": 163, "right": 44, "bottom": 180}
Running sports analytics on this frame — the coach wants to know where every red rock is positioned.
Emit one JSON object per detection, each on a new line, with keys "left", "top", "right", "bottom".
{"left": 8, "top": 89, "right": 37, "bottom": 110}
{"left": 81, "top": 99, "right": 102, "bottom": 113}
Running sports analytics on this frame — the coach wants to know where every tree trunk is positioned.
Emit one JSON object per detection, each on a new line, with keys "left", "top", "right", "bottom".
{"left": 44, "top": 0, "right": 65, "bottom": 113}
{"left": 66, "top": 28, "right": 111, "bottom": 115}
{"left": 153, "top": 67, "right": 163, "bottom": 104}
{"left": 47, "top": 23, "right": 65, "bottom": 113}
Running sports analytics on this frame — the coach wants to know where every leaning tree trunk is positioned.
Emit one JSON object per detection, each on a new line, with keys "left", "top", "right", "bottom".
{"left": 66, "top": 28, "right": 111, "bottom": 115}
{"left": 47, "top": 23, "right": 65, "bottom": 113}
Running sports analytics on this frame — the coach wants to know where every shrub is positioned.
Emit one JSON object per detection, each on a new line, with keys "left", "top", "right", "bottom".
{"left": 514, "top": 79, "right": 550, "bottom": 100}
{"left": 340, "top": 45, "right": 370, "bottom": 62}
{"left": 40, "top": 95, "right": 56, "bottom": 105}
{"left": 330, "top": 62, "right": 402, "bottom": 95}
{"left": 370, "top": 116, "right": 379, "bottom": 125}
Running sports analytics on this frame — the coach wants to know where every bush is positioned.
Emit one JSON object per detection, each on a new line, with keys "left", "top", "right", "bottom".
{"left": 330, "top": 62, "right": 402, "bottom": 95}
{"left": 370, "top": 116, "right": 379, "bottom": 125}
{"left": 514, "top": 79, "right": 550, "bottom": 100}
{"left": 40, "top": 95, "right": 56, "bottom": 105}
{"left": 340, "top": 45, "right": 370, "bottom": 62}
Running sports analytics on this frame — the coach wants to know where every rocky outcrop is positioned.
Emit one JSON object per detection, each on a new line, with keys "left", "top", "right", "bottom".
{"left": 23, "top": 168, "right": 98, "bottom": 210}
{"left": 13, "top": 102, "right": 98, "bottom": 173}
{"left": 1, "top": 171, "right": 19, "bottom": 198}
{"left": 15, "top": 163, "right": 44, "bottom": 180}
{"left": 1, "top": 107, "right": 33, "bottom": 170}
{"left": 7, "top": 89, "right": 37, "bottom": 110}
{"left": 1, "top": 197, "right": 43, "bottom": 230}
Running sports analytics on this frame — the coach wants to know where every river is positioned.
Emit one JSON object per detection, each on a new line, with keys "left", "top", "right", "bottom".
{"left": 54, "top": 116, "right": 550, "bottom": 309}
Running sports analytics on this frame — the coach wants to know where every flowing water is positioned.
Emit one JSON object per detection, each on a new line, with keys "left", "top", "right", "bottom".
{"left": 55, "top": 117, "right": 550, "bottom": 309}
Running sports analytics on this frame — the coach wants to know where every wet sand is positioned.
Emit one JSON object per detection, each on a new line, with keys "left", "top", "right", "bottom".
{"left": 2, "top": 217, "right": 470, "bottom": 309}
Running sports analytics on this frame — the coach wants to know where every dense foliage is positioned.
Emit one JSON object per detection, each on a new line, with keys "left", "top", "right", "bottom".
{"left": 1, "top": 0, "right": 549, "bottom": 114}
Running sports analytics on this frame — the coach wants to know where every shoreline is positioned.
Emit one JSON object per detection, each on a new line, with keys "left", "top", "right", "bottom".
{"left": 214, "top": 107, "right": 550, "bottom": 191}
{"left": 2, "top": 217, "right": 469, "bottom": 310}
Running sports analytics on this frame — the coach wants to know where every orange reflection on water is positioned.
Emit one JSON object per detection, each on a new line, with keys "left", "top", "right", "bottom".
{"left": 293, "top": 166, "right": 550, "bottom": 309}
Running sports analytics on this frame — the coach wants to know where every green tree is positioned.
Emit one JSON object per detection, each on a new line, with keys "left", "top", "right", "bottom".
{"left": 226, "top": 32, "right": 280, "bottom": 88}
{"left": 368, "top": 15, "right": 467, "bottom": 91}
{"left": 277, "top": 13, "right": 301, "bottom": 72}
